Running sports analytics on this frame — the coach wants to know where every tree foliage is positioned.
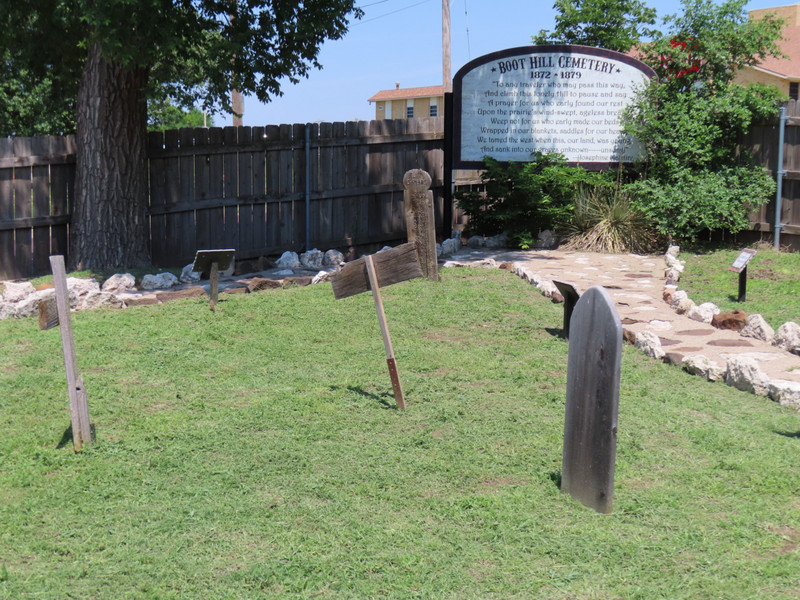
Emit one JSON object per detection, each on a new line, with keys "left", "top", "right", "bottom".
{"left": 0, "top": 0, "right": 362, "bottom": 114}
{"left": 147, "top": 98, "right": 212, "bottom": 133}
{"left": 0, "top": 0, "right": 362, "bottom": 269}
{"left": 623, "top": 0, "right": 785, "bottom": 240}
{"left": 0, "top": 52, "right": 76, "bottom": 136}
{"left": 533, "top": 0, "right": 659, "bottom": 52}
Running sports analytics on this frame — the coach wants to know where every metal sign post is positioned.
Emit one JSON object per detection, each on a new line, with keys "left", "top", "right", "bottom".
{"left": 729, "top": 249, "right": 757, "bottom": 303}
{"left": 553, "top": 280, "right": 580, "bottom": 339}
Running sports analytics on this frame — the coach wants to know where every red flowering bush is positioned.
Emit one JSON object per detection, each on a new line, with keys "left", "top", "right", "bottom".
{"left": 659, "top": 37, "right": 702, "bottom": 79}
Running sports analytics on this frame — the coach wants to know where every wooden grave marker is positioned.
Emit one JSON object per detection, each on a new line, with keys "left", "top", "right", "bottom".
{"left": 561, "top": 285, "right": 622, "bottom": 514}
{"left": 553, "top": 280, "right": 580, "bottom": 339}
{"left": 192, "top": 249, "right": 235, "bottom": 311}
{"left": 403, "top": 169, "right": 439, "bottom": 282}
{"left": 49, "top": 255, "right": 94, "bottom": 452}
{"left": 330, "top": 243, "right": 422, "bottom": 410}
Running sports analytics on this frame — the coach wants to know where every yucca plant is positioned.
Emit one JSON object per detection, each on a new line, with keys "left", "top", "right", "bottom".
{"left": 563, "top": 182, "right": 663, "bottom": 254}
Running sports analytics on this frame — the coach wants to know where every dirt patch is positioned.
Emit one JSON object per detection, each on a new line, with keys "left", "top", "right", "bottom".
{"left": 424, "top": 331, "right": 470, "bottom": 343}
{"left": 751, "top": 268, "right": 790, "bottom": 282}
{"left": 770, "top": 525, "right": 800, "bottom": 555}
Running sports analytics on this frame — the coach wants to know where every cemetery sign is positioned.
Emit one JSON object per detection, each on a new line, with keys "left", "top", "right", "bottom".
{"left": 453, "top": 45, "right": 656, "bottom": 169}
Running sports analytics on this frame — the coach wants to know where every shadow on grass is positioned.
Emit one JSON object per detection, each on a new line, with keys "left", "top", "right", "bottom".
{"left": 56, "top": 426, "right": 73, "bottom": 449}
{"left": 775, "top": 430, "right": 800, "bottom": 439}
{"left": 548, "top": 470, "right": 562, "bottom": 490}
{"left": 345, "top": 386, "right": 398, "bottom": 410}
{"left": 545, "top": 327, "right": 566, "bottom": 339}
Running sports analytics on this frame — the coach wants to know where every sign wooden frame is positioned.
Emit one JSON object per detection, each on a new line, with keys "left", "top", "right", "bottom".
{"left": 452, "top": 45, "right": 655, "bottom": 170}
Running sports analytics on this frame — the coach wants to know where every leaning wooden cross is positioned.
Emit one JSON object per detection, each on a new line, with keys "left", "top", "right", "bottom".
{"left": 330, "top": 243, "right": 422, "bottom": 410}
{"left": 48, "top": 255, "right": 94, "bottom": 452}
{"left": 561, "top": 285, "right": 622, "bottom": 514}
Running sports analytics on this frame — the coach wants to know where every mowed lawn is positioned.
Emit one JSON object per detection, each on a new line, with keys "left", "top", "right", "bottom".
{"left": 1, "top": 267, "right": 799, "bottom": 599}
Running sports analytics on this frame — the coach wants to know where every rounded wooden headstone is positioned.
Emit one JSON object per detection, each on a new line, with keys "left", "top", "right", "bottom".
{"left": 402, "top": 169, "right": 438, "bottom": 282}
{"left": 561, "top": 285, "right": 622, "bottom": 514}
{"left": 403, "top": 169, "right": 432, "bottom": 192}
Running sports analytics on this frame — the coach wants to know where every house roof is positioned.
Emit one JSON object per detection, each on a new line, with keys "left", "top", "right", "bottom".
{"left": 368, "top": 85, "right": 444, "bottom": 103}
{"left": 754, "top": 24, "right": 800, "bottom": 79}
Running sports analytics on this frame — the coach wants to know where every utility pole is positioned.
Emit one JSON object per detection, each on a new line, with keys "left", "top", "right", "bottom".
{"left": 443, "top": 0, "right": 452, "bottom": 93}
{"left": 232, "top": 89, "right": 244, "bottom": 126}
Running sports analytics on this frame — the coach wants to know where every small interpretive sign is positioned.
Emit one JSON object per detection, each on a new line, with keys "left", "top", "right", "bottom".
{"left": 453, "top": 45, "right": 655, "bottom": 169}
{"left": 728, "top": 249, "right": 757, "bottom": 274}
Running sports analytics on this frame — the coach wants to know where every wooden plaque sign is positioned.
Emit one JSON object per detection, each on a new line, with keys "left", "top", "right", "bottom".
{"left": 403, "top": 169, "right": 439, "bottom": 282}
{"left": 562, "top": 285, "right": 622, "bottom": 514}
{"left": 331, "top": 243, "right": 422, "bottom": 300}
{"left": 191, "top": 249, "right": 236, "bottom": 273}
{"left": 192, "top": 249, "right": 235, "bottom": 311}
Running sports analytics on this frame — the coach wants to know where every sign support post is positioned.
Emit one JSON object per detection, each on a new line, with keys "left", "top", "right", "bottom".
{"left": 49, "top": 255, "right": 93, "bottom": 451}
{"left": 729, "top": 249, "right": 757, "bottom": 303}
{"left": 365, "top": 255, "right": 406, "bottom": 411}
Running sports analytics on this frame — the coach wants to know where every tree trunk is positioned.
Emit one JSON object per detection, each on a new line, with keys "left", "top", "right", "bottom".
{"left": 71, "top": 43, "right": 150, "bottom": 270}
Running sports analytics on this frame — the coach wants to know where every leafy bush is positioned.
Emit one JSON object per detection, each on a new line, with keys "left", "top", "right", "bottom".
{"left": 620, "top": 0, "right": 785, "bottom": 241}
{"left": 456, "top": 153, "right": 607, "bottom": 248}
{"left": 628, "top": 165, "right": 775, "bottom": 240}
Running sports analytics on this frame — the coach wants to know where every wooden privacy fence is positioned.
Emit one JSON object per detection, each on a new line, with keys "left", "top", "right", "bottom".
{"left": 743, "top": 99, "right": 800, "bottom": 247}
{"left": 0, "top": 118, "right": 445, "bottom": 279}
{"left": 147, "top": 118, "right": 445, "bottom": 268}
{"left": 7, "top": 106, "right": 800, "bottom": 280}
{"left": 0, "top": 136, "right": 74, "bottom": 280}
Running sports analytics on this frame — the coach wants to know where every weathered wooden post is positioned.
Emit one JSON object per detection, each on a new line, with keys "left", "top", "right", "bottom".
{"left": 49, "top": 255, "right": 93, "bottom": 451}
{"left": 191, "top": 249, "right": 235, "bottom": 311}
{"left": 403, "top": 169, "right": 439, "bottom": 282}
{"left": 561, "top": 285, "right": 622, "bottom": 514}
{"left": 330, "top": 243, "right": 422, "bottom": 410}
{"left": 364, "top": 254, "right": 405, "bottom": 410}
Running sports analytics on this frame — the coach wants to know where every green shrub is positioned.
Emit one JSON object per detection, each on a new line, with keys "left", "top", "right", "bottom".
{"left": 456, "top": 153, "right": 607, "bottom": 248}
{"left": 620, "top": 0, "right": 785, "bottom": 241}
{"left": 627, "top": 165, "right": 775, "bottom": 240}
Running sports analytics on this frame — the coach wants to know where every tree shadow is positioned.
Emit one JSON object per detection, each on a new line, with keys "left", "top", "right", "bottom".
{"left": 545, "top": 327, "right": 566, "bottom": 339}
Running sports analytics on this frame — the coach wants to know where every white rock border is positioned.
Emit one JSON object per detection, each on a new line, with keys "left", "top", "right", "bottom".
{"left": 438, "top": 243, "right": 800, "bottom": 411}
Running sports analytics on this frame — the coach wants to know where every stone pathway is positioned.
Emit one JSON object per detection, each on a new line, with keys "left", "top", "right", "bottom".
{"left": 442, "top": 247, "right": 800, "bottom": 410}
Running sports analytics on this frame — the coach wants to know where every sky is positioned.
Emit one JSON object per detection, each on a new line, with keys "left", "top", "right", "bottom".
{"left": 238, "top": 0, "right": 789, "bottom": 127}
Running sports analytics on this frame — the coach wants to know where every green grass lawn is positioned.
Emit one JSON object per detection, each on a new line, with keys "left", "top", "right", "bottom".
{"left": 1, "top": 268, "right": 799, "bottom": 599}
{"left": 679, "top": 243, "right": 800, "bottom": 331}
